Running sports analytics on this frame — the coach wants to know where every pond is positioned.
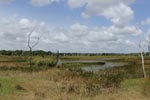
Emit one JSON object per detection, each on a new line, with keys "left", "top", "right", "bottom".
{"left": 81, "top": 62, "right": 127, "bottom": 72}
{"left": 62, "top": 59, "right": 127, "bottom": 72}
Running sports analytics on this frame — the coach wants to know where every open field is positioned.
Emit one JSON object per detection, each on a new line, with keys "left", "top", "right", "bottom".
{"left": 1, "top": 0, "right": 150, "bottom": 100}
{"left": 0, "top": 55, "right": 150, "bottom": 100}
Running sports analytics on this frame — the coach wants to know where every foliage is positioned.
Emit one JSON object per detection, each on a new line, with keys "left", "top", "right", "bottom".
{"left": 0, "top": 50, "right": 53, "bottom": 56}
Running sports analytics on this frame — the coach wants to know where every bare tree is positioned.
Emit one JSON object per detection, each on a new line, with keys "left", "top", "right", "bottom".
{"left": 28, "top": 29, "right": 40, "bottom": 72}
{"left": 147, "top": 34, "right": 150, "bottom": 53}
{"left": 139, "top": 40, "right": 146, "bottom": 78}
{"left": 148, "top": 42, "right": 150, "bottom": 53}
{"left": 55, "top": 50, "right": 61, "bottom": 67}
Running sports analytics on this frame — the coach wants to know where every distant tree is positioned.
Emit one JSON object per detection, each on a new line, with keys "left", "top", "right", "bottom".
{"left": 0, "top": 50, "right": 12, "bottom": 56}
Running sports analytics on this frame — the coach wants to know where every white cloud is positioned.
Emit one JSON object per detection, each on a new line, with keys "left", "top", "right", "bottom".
{"left": 0, "top": 0, "right": 142, "bottom": 53}
{"left": 70, "top": 23, "right": 89, "bottom": 37}
{"left": 19, "top": 18, "right": 30, "bottom": 25}
{"left": 30, "top": 0, "right": 60, "bottom": 7}
{"left": 101, "top": 3, "right": 133, "bottom": 27}
{"left": 54, "top": 33, "right": 69, "bottom": 43}
{"left": 145, "top": 31, "right": 150, "bottom": 46}
{"left": 0, "top": 17, "right": 141, "bottom": 53}
{"left": 67, "top": 0, "right": 86, "bottom": 8}
{"left": 68, "top": 0, "right": 135, "bottom": 27}
{"left": 0, "top": 17, "right": 47, "bottom": 50}
{"left": 108, "top": 25, "right": 142, "bottom": 36}
{"left": 65, "top": 0, "right": 140, "bottom": 53}
{"left": 46, "top": 23, "right": 141, "bottom": 53}
{"left": 0, "top": 0, "right": 14, "bottom": 4}
{"left": 141, "top": 18, "right": 150, "bottom": 26}
{"left": 68, "top": 0, "right": 134, "bottom": 9}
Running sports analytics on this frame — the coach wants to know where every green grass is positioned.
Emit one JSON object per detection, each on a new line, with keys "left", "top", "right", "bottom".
{"left": 32, "top": 56, "right": 56, "bottom": 67}
{"left": 121, "top": 79, "right": 144, "bottom": 91}
{"left": 0, "top": 56, "right": 56, "bottom": 72}
{"left": 0, "top": 77, "right": 16, "bottom": 94}
{"left": 0, "top": 55, "right": 149, "bottom": 100}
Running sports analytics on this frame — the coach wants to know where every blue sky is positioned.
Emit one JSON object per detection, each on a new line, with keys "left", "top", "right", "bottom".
{"left": 0, "top": 0, "right": 150, "bottom": 53}
{"left": 0, "top": 0, "right": 112, "bottom": 27}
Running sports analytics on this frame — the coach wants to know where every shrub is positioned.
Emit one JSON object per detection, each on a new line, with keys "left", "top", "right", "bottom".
{"left": 101, "top": 72, "right": 124, "bottom": 88}
{"left": 32, "top": 57, "right": 55, "bottom": 67}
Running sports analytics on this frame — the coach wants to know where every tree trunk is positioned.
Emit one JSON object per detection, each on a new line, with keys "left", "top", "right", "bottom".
{"left": 29, "top": 48, "right": 32, "bottom": 72}
{"left": 140, "top": 52, "right": 146, "bottom": 78}
{"left": 55, "top": 50, "right": 60, "bottom": 67}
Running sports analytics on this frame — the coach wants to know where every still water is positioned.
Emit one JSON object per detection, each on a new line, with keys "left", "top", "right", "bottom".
{"left": 62, "top": 59, "right": 127, "bottom": 72}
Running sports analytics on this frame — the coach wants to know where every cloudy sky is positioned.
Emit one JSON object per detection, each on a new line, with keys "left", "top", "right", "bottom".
{"left": 0, "top": 0, "right": 150, "bottom": 53}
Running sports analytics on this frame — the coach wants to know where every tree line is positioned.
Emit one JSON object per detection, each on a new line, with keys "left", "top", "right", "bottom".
{"left": 0, "top": 50, "right": 149, "bottom": 56}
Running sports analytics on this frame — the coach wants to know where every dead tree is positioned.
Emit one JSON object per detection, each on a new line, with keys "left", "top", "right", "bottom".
{"left": 28, "top": 29, "right": 40, "bottom": 72}
{"left": 147, "top": 34, "right": 150, "bottom": 53}
{"left": 139, "top": 40, "right": 146, "bottom": 78}
{"left": 55, "top": 50, "right": 61, "bottom": 67}
{"left": 148, "top": 42, "right": 150, "bottom": 53}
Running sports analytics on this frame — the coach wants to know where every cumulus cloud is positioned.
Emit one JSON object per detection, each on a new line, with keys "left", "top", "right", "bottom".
{"left": 70, "top": 23, "right": 89, "bottom": 37}
{"left": 30, "top": 0, "right": 61, "bottom": 7}
{"left": 141, "top": 18, "right": 150, "bottom": 26}
{"left": 0, "top": 16, "right": 142, "bottom": 53}
{"left": 64, "top": 0, "right": 140, "bottom": 53}
{"left": 146, "top": 30, "right": 150, "bottom": 40}
{"left": 0, "top": 0, "right": 142, "bottom": 53}
{"left": 68, "top": 0, "right": 135, "bottom": 27}
{"left": 43, "top": 23, "right": 141, "bottom": 53}
{"left": 68, "top": 0, "right": 134, "bottom": 9}
{"left": 101, "top": 3, "right": 133, "bottom": 27}
{"left": 0, "top": 17, "right": 47, "bottom": 50}
{"left": 108, "top": 25, "right": 142, "bottom": 36}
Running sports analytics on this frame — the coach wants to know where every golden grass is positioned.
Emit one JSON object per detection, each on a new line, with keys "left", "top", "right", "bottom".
{"left": 0, "top": 55, "right": 150, "bottom": 100}
{"left": 0, "top": 69, "right": 149, "bottom": 100}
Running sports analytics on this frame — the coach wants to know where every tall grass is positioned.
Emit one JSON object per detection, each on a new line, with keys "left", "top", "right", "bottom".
{"left": 32, "top": 56, "right": 56, "bottom": 67}
{"left": 0, "top": 55, "right": 149, "bottom": 100}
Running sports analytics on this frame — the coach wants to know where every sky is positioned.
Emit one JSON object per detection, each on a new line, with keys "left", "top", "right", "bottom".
{"left": 0, "top": 0, "right": 150, "bottom": 53}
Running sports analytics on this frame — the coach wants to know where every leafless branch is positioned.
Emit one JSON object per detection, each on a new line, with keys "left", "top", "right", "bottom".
{"left": 31, "top": 37, "right": 40, "bottom": 48}
{"left": 28, "top": 27, "right": 39, "bottom": 49}
{"left": 27, "top": 27, "right": 40, "bottom": 72}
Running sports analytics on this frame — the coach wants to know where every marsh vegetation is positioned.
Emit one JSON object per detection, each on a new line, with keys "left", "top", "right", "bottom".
{"left": 0, "top": 54, "right": 150, "bottom": 100}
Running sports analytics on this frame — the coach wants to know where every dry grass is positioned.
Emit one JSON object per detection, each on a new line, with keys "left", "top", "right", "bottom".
{"left": 0, "top": 55, "right": 150, "bottom": 100}
{"left": 0, "top": 69, "right": 149, "bottom": 100}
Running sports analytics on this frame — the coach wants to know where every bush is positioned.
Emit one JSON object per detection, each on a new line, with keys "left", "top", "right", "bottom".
{"left": 32, "top": 57, "right": 56, "bottom": 67}
{"left": 101, "top": 72, "right": 124, "bottom": 88}
{"left": 36, "top": 60, "right": 55, "bottom": 67}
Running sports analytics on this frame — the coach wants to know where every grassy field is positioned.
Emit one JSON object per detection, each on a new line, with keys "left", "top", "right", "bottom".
{"left": 0, "top": 55, "right": 150, "bottom": 100}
